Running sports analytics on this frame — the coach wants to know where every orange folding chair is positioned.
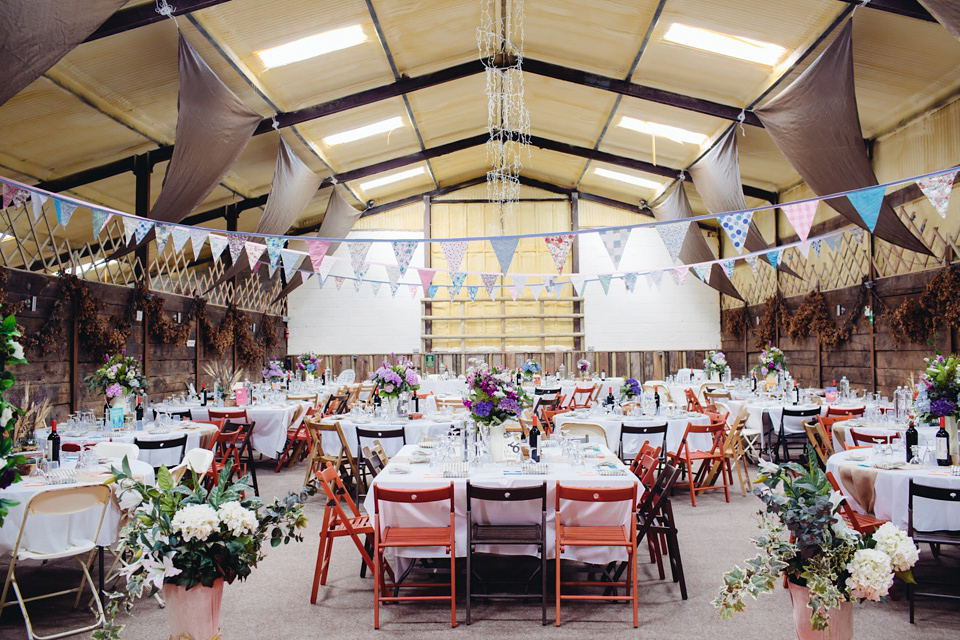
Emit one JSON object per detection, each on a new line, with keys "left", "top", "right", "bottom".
{"left": 827, "top": 406, "right": 865, "bottom": 418}
{"left": 541, "top": 408, "right": 570, "bottom": 436}
{"left": 566, "top": 385, "right": 596, "bottom": 410}
{"left": 667, "top": 420, "right": 730, "bottom": 507}
{"left": 684, "top": 388, "right": 704, "bottom": 413}
{"left": 555, "top": 483, "right": 638, "bottom": 628}
{"left": 374, "top": 483, "right": 457, "bottom": 629}
{"left": 849, "top": 428, "right": 900, "bottom": 447}
{"left": 826, "top": 471, "right": 888, "bottom": 534}
{"left": 208, "top": 407, "right": 248, "bottom": 426}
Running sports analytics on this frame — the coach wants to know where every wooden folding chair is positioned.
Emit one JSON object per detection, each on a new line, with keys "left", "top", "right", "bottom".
{"left": 275, "top": 403, "right": 310, "bottom": 472}
{"left": 704, "top": 414, "right": 751, "bottom": 496}
{"left": 541, "top": 408, "right": 570, "bottom": 436}
{"left": 850, "top": 429, "right": 901, "bottom": 447}
{"left": 666, "top": 420, "right": 730, "bottom": 507}
{"left": 304, "top": 420, "right": 360, "bottom": 491}
{"left": 684, "top": 388, "right": 704, "bottom": 413}
{"left": 827, "top": 406, "right": 865, "bottom": 418}
{"left": 817, "top": 414, "right": 848, "bottom": 451}
{"left": 565, "top": 385, "right": 595, "bottom": 410}
{"left": 826, "top": 471, "right": 888, "bottom": 535}
{"left": 805, "top": 419, "right": 835, "bottom": 467}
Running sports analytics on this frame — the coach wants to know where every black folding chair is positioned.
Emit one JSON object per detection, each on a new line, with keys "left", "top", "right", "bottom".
{"left": 619, "top": 422, "right": 668, "bottom": 465}
{"left": 221, "top": 421, "right": 259, "bottom": 496}
{"left": 466, "top": 482, "right": 548, "bottom": 625}
{"left": 133, "top": 435, "right": 187, "bottom": 474}
{"left": 775, "top": 407, "right": 820, "bottom": 463}
{"left": 907, "top": 479, "right": 960, "bottom": 623}
{"left": 532, "top": 387, "right": 561, "bottom": 423}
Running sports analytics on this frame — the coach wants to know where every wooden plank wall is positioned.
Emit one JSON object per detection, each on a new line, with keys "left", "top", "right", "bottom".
{"left": 2, "top": 268, "right": 286, "bottom": 420}
{"left": 721, "top": 269, "right": 954, "bottom": 396}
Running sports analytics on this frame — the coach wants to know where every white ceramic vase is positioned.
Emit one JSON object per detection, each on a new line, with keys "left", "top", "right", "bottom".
{"left": 110, "top": 395, "right": 126, "bottom": 409}
{"left": 487, "top": 422, "right": 507, "bottom": 462}
{"left": 163, "top": 579, "right": 224, "bottom": 640}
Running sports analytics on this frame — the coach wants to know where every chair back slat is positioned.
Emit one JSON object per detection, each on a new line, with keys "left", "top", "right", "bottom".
{"left": 849, "top": 428, "right": 900, "bottom": 446}
{"left": 467, "top": 482, "right": 546, "bottom": 507}
{"left": 555, "top": 484, "right": 637, "bottom": 507}
{"left": 374, "top": 483, "right": 455, "bottom": 510}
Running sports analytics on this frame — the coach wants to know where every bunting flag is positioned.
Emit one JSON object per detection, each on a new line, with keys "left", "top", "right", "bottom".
{"left": 854, "top": 228, "right": 867, "bottom": 245}
{"left": 29, "top": 192, "right": 47, "bottom": 221}
{"left": 316, "top": 275, "right": 325, "bottom": 289}
{"left": 133, "top": 219, "right": 154, "bottom": 244}
{"left": 427, "top": 284, "right": 439, "bottom": 299}
{"left": 511, "top": 275, "right": 528, "bottom": 294}
{"left": 796, "top": 241, "right": 811, "bottom": 259}
{"left": 418, "top": 268, "right": 436, "bottom": 295}
{"left": 385, "top": 265, "right": 402, "bottom": 295}
{"left": 693, "top": 265, "right": 709, "bottom": 282}
{"left": 2, "top": 184, "right": 27, "bottom": 210}
{"left": 917, "top": 170, "right": 958, "bottom": 218}
{"left": 306, "top": 240, "right": 330, "bottom": 272}
{"left": 647, "top": 271, "right": 663, "bottom": 290}
{"left": 623, "top": 272, "right": 638, "bottom": 293}
{"left": 348, "top": 241, "right": 372, "bottom": 280}
{"left": 767, "top": 249, "right": 781, "bottom": 270}
{"left": 189, "top": 229, "right": 209, "bottom": 260}
{"left": 353, "top": 278, "right": 363, "bottom": 293}
{"left": 244, "top": 241, "right": 265, "bottom": 268}
{"left": 721, "top": 259, "right": 735, "bottom": 279}
{"left": 335, "top": 277, "right": 345, "bottom": 290}
{"left": 490, "top": 237, "right": 519, "bottom": 273}
{"left": 529, "top": 283, "right": 543, "bottom": 300}
{"left": 267, "top": 263, "right": 277, "bottom": 279}
{"left": 154, "top": 224, "right": 173, "bottom": 255}
{"left": 508, "top": 286, "right": 518, "bottom": 301}
{"left": 92, "top": 209, "right": 110, "bottom": 237}
{"left": 599, "top": 228, "right": 630, "bottom": 270}
{"left": 481, "top": 273, "right": 498, "bottom": 298}
{"left": 392, "top": 240, "right": 418, "bottom": 275}
{"left": 597, "top": 274, "right": 613, "bottom": 295}
{"left": 280, "top": 249, "right": 300, "bottom": 280}
{"left": 441, "top": 241, "right": 468, "bottom": 273}
{"left": 450, "top": 272, "right": 467, "bottom": 297}
{"left": 544, "top": 275, "right": 556, "bottom": 289}
{"left": 467, "top": 285, "right": 479, "bottom": 302}
{"left": 265, "top": 237, "right": 284, "bottom": 267}
{"left": 719, "top": 210, "right": 753, "bottom": 254}
{"left": 811, "top": 239, "right": 822, "bottom": 258}
{"left": 408, "top": 284, "right": 419, "bottom": 298}
{"left": 782, "top": 200, "right": 818, "bottom": 242}
{"left": 171, "top": 226, "right": 191, "bottom": 255}
{"left": 846, "top": 186, "right": 885, "bottom": 232}
{"left": 370, "top": 281, "right": 382, "bottom": 296}
{"left": 227, "top": 234, "right": 247, "bottom": 263}
{"left": 54, "top": 199, "right": 77, "bottom": 228}
{"left": 209, "top": 234, "right": 228, "bottom": 262}
{"left": 566, "top": 274, "right": 584, "bottom": 297}
{"left": 745, "top": 254, "right": 759, "bottom": 274}
{"left": 552, "top": 281, "right": 565, "bottom": 298}
{"left": 656, "top": 220, "right": 690, "bottom": 263}
{"left": 318, "top": 254, "right": 335, "bottom": 283}
{"left": 122, "top": 217, "right": 138, "bottom": 244}
{"left": 670, "top": 266, "right": 689, "bottom": 285}
{"left": 545, "top": 234, "right": 575, "bottom": 273}
{"left": 824, "top": 235, "right": 840, "bottom": 253}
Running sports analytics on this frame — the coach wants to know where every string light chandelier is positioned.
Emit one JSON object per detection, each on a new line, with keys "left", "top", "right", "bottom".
{"left": 478, "top": 0, "right": 530, "bottom": 227}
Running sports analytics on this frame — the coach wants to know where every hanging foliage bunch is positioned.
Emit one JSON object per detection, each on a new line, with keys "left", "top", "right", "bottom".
{"left": 195, "top": 298, "right": 234, "bottom": 357}
{"left": 260, "top": 314, "right": 281, "bottom": 350}
{"left": 0, "top": 313, "right": 28, "bottom": 526}
{"left": 724, "top": 305, "right": 750, "bottom": 339}
{"left": 889, "top": 267, "right": 960, "bottom": 345}
{"left": 60, "top": 274, "right": 132, "bottom": 361}
{"left": 754, "top": 291, "right": 788, "bottom": 348}
{"left": 134, "top": 282, "right": 190, "bottom": 345}
{"left": 233, "top": 308, "right": 264, "bottom": 369}
{"left": 0, "top": 269, "right": 64, "bottom": 357}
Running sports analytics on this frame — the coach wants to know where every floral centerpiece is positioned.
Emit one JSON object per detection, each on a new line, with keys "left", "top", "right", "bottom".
{"left": 96, "top": 460, "right": 313, "bottom": 640}
{"left": 713, "top": 454, "right": 919, "bottom": 638}
{"left": 620, "top": 378, "right": 642, "bottom": 402}
{"left": 84, "top": 351, "right": 147, "bottom": 408}
{"left": 0, "top": 314, "right": 27, "bottom": 527}
{"left": 521, "top": 359, "right": 541, "bottom": 379}
{"left": 703, "top": 350, "right": 727, "bottom": 377}
{"left": 576, "top": 358, "right": 590, "bottom": 376}
{"left": 296, "top": 352, "right": 321, "bottom": 377}
{"left": 753, "top": 344, "right": 789, "bottom": 379}
{"left": 915, "top": 353, "right": 960, "bottom": 462}
{"left": 370, "top": 356, "right": 420, "bottom": 398}
{"left": 261, "top": 360, "right": 285, "bottom": 383}
{"left": 464, "top": 364, "right": 529, "bottom": 427}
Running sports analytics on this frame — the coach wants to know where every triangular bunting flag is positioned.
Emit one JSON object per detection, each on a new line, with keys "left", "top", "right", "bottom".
{"left": 846, "top": 186, "right": 885, "bottom": 233}
{"left": 511, "top": 275, "right": 528, "bottom": 293}
{"left": 171, "top": 226, "right": 191, "bottom": 255}
{"left": 306, "top": 240, "right": 330, "bottom": 272}
{"left": 54, "top": 199, "right": 77, "bottom": 228}
{"left": 408, "top": 284, "right": 419, "bottom": 298}
{"left": 209, "top": 235, "right": 228, "bottom": 262}
{"left": 386, "top": 265, "right": 402, "bottom": 293}
{"left": 824, "top": 235, "right": 840, "bottom": 253}
{"left": 418, "top": 268, "right": 436, "bottom": 295}
{"left": 244, "top": 241, "right": 265, "bottom": 268}
{"left": 719, "top": 210, "right": 753, "bottom": 254}
{"left": 348, "top": 242, "right": 372, "bottom": 280}
{"left": 427, "top": 284, "right": 439, "bottom": 299}
{"left": 623, "top": 272, "right": 638, "bottom": 293}
{"left": 529, "top": 283, "right": 543, "bottom": 300}
{"left": 2, "top": 184, "right": 27, "bottom": 210}
{"left": 392, "top": 241, "right": 418, "bottom": 275}
{"left": 450, "top": 272, "right": 467, "bottom": 297}
{"left": 267, "top": 263, "right": 277, "bottom": 279}
{"left": 797, "top": 241, "right": 811, "bottom": 259}
{"left": 569, "top": 275, "right": 586, "bottom": 296}
{"left": 811, "top": 239, "right": 822, "bottom": 258}
{"left": 481, "top": 273, "right": 498, "bottom": 299}
{"left": 467, "top": 286, "right": 479, "bottom": 302}
{"left": 767, "top": 249, "right": 780, "bottom": 270}
{"left": 721, "top": 259, "right": 735, "bottom": 279}
{"left": 227, "top": 234, "right": 247, "bottom": 263}
{"left": 545, "top": 235, "right": 574, "bottom": 273}
{"left": 122, "top": 217, "right": 138, "bottom": 244}
{"left": 656, "top": 220, "right": 691, "bottom": 263}
{"left": 647, "top": 271, "right": 663, "bottom": 290}
{"left": 155, "top": 224, "right": 173, "bottom": 255}
{"left": 92, "top": 209, "right": 110, "bottom": 237}
{"left": 280, "top": 249, "right": 300, "bottom": 280}
{"left": 544, "top": 275, "right": 556, "bottom": 289}
{"left": 597, "top": 274, "right": 613, "bottom": 295}
{"left": 190, "top": 229, "right": 209, "bottom": 260}
{"left": 693, "top": 265, "right": 709, "bottom": 282}
{"left": 133, "top": 219, "right": 154, "bottom": 244}
{"left": 508, "top": 286, "right": 518, "bottom": 301}
{"left": 335, "top": 277, "right": 345, "bottom": 290}
{"left": 29, "top": 192, "right": 47, "bottom": 221}
{"left": 599, "top": 228, "right": 630, "bottom": 270}
{"left": 353, "top": 278, "right": 363, "bottom": 293}
{"left": 782, "top": 200, "right": 818, "bottom": 242}
{"left": 370, "top": 281, "right": 382, "bottom": 296}
{"left": 745, "top": 254, "right": 759, "bottom": 274}
{"left": 552, "top": 281, "right": 565, "bottom": 298}
{"left": 441, "top": 241, "right": 468, "bottom": 273}
{"left": 490, "top": 237, "right": 519, "bottom": 273}
{"left": 318, "top": 255, "right": 335, "bottom": 283}
{"left": 670, "top": 266, "right": 689, "bottom": 285}
{"left": 917, "top": 170, "right": 958, "bottom": 219}
{"left": 854, "top": 228, "right": 866, "bottom": 245}
{"left": 265, "top": 237, "right": 284, "bottom": 267}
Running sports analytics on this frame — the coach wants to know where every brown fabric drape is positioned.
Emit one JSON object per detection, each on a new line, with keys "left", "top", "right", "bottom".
{"left": 0, "top": 0, "right": 127, "bottom": 108}
{"left": 149, "top": 34, "right": 262, "bottom": 223}
{"left": 920, "top": 0, "right": 960, "bottom": 40}
{"left": 753, "top": 21, "right": 929, "bottom": 255}
{"left": 652, "top": 185, "right": 743, "bottom": 300}
{"left": 688, "top": 128, "right": 799, "bottom": 278}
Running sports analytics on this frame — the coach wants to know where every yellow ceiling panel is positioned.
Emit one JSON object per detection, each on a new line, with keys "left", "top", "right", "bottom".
{"left": 404, "top": 75, "right": 488, "bottom": 147}
{"left": 524, "top": 75, "right": 617, "bottom": 146}
{"left": 373, "top": 0, "right": 480, "bottom": 76}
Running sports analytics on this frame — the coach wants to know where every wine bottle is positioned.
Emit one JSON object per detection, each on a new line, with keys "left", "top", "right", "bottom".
{"left": 600, "top": 368, "right": 606, "bottom": 380}
{"left": 413, "top": 393, "right": 420, "bottom": 414}
{"left": 200, "top": 382, "right": 208, "bottom": 407}
{"left": 529, "top": 420, "right": 540, "bottom": 462}
{"left": 794, "top": 382, "right": 800, "bottom": 405}
{"left": 103, "top": 399, "right": 111, "bottom": 422}
{"left": 654, "top": 389, "right": 661, "bottom": 415}
{"left": 605, "top": 386, "right": 615, "bottom": 407}
{"left": 373, "top": 389, "right": 382, "bottom": 408}
{"left": 905, "top": 419, "right": 918, "bottom": 463}
{"left": 936, "top": 418, "right": 951, "bottom": 467}
{"left": 46, "top": 420, "right": 60, "bottom": 463}
{"left": 751, "top": 373, "right": 757, "bottom": 393}
{"left": 135, "top": 396, "right": 144, "bottom": 429}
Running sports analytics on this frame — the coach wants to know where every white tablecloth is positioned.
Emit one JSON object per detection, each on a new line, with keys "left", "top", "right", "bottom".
{"left": 722, "top": 399, "right": 869, "bottom": 454}
{"left": 418, "top": 379, "right": 467, "bottom": 396}
{"left": 552, "top": 412, "right": 712, "bottom": 455}
{"left": 363, "top": 444, "right": 639, "bottom": 563}
{"left": 0, "top": 457, "right": 155, "bottom": 555}
{"left": 830, "top": 419, "right": 939, "bottom": 452}
{"left": 826, "top": 450, "right": 960, "bottom": 531}
{"left": 36, "top": 422, "right": 217, "bottom": 468}
{"left": 524, "top": 379, "right": 623, "bottom": 404}
{"left": 319, "top": 417, "right": 462, "bottom": 457}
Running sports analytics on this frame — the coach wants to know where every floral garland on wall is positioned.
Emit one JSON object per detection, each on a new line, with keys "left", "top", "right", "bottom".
{"left": 723, "top": 305, "right": 750, "bottom": 339}
{"left": 0, "top": 270, "right": 64, "bottom": 357}
{"left": 134, "top": 282, "right": 191, "bottom": 346}
{"left": 60, "top": 274, "right": 133, "bottom": 361}
{"left": 888, "top": 267, "right": 960, "bottom": 344}
{"left": 754, "top": 291, "right": 788, "bottom": 348}
{"left": 193, "top": 299, "right": 267, "bottom": 368}
{"left": 785, "top": 286, "right": 870, "bottom": 349}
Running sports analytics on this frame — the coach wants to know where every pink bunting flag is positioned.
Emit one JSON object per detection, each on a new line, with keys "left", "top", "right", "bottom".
{"left": 544, "top": 235, "right": 575, "bottom": 273}
{"left": 306, "top": 240, "right": 331, "bottom": 272}
{"left": 782, "top": 200, "right": 818, "bottom": 242}
{"left": 670, "top": 266, "right": 689, "bottom": 285}
{"left": 335, "top": 277, "right": 345, "bottom": 290}
{"left": 408, "top": 284, "right": 419, "bottom": 298}
{"left": 441, "top": 241, "right": 468, "bottom": 273}
{"left": 917, "top": 170, "right": 958, "bottom": 219}
{"left": 418, "top": 268, "right": 436, "bottom": 295}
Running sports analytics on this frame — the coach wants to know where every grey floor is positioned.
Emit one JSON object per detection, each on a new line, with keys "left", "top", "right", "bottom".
{"left": 1, "top": 460, "right": 958, "bottom": 640}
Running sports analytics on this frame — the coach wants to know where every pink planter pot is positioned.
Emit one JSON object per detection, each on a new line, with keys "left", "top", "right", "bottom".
{"left": 162, "top": 579, "right": 224, "bottom": 640}
{"left": 788, "top": 581, "right": 853, "bottom": 640}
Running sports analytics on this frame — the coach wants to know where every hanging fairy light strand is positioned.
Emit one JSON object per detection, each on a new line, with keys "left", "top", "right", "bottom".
{"left": 478, "top": 0, "right": 530, "bottom": 227}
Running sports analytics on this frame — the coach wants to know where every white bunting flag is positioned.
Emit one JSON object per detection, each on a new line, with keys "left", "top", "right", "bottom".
{"left": 392, "top": 241, "right": 417, "bottom": 275}
{"left": 670, "top": 266, "right": 689, "bottom": 285}
{"left": 692, "top": 265, "right": 709, "bottom": 282}
{"left": 597, "top": 274, "right": 613, "bottom": 295}
{"left": 348, "top": 242, "right": 372, "bottom": 280}
{"left": 569, "top": 275, "right": 586, "bottom": 296}
{"left": 511, "top": 275, "right": 527, "bottom": 294}
{"left": 656, "top": 220, "right": 690, "bottom": 263}
{"left": 544, "top": 235, "right": 575, "bottom": 273}
{"left": 171, "top": 226, "right": 191, "bottom": 255}
{"left": 599, "top": 228, "right": 630, "bottom": 270}
{"left": 529, "top": 283, "right": 543, "bottom": 300}
{"left": 281, "top": 249, "right": 301, "bottom": 281}
{"left": 265, "top": 237, "right": 284, "bottom": 267}
{"left": 745, "top": 254, "right": 759, "bottom": 274}
{"left": 154, "top": 224, "right": 173, "bottom": 255}
{"left": 208, "top": 234, "right": 229, "bottom": 262}
{"left": 29, "top": 191, "right": 47, "bottom": 221}
{"left": 190, "top": 229, "right": 209, "bottom": 260}
{"left": 623, "top": 272, "right": 638, "bottom": 293}
{"left": 122, "top": 217, "right": 138, "bottom": 244}
{"left": 54, "top": 199, "right": 77, "bottom": 228}
{"left": 244, "top": 242, "right": 265, "bottom": 268}
{"left": 441, "top": 241, "right": 468, "bottom": 274}
{"left": 917, "top": 170, "right": 958, "bottom": 218}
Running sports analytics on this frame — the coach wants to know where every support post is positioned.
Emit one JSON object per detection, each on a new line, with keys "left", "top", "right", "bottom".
{"left": 227, "top": 206, "right": 239, "bottom": 374}
{"left": 423, "top": 196, "right": 432, "bottom": 360}
{"left": 571, "top": 192, "right": 582, "bottom": 351}
{"left": 869, "top": 236, "right": 878, "bottom": 393}
{"left": 134, "top": 153, "right": 151, "bottom": 380}
{"left": 70, "top": 298, "right": 79, "bottom": 413}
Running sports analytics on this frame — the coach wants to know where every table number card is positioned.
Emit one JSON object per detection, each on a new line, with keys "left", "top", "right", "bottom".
{"left": 235, "top": 388, "right": 249, "bottom": 406}
{"left": 109, "top": 406, "right": 124, "bottom": 430}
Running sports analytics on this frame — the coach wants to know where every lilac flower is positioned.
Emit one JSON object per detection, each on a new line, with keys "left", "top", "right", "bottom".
{"left": 930, "top": 397, "right": 955, "bottom": 418}
{"left": 498, "top": 398, "right": 520, "bottom": 415}
{"left": 473, "top": 401, "right": 493, "bottom": 417}
{"left": 105, "top": 382, "right": 123, "bottom": 398}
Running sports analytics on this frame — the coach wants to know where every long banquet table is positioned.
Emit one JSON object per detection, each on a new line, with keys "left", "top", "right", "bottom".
{"left": 551, "top": 411, "right": 711, "bottom": 454}
{"left": 363, "top": 443, "right": 639, "bottom": 564}
{"left": 319, "top": 416, "right": 463, "bottom": 457}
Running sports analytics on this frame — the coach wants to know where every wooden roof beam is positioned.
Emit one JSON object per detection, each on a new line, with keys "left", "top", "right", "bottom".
{"left": 835, "top": 0, "right": 936, "bottom": 22}
{"left": 85, "top": 1, "right": 238, "bottom": 42}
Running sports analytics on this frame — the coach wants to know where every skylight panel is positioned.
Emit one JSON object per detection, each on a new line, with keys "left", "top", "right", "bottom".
{"left": 256, "top": 25, "right": 368, "bottom": 69}
{"left": 594, "top": 168, "right": 663, "bottom": 190}
{"left": 360, "top": 167, "right": 426, "bottom": 191}
{"left": 323, "top": 116, "right": 405, "bottom": 146}
{"left": 618, "top": 116, "right": 707, "bottom": 145}
{"left": 663, "top": 23, "right": 786, "bottom": 66}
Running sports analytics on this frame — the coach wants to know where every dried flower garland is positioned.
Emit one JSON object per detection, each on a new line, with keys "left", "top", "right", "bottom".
{"left": 889, "top": 298, "right": 933, "bottom": 345}
{"left": 195, "top": 298, "right": 234, "bottom": 357}
{"left": 754, "top": 291, "right": 788, "bottom": 348}
{"left": 133, "top": 282, "right": 190, "bottom": 345}
{"left": 60, "top": 274, "right": 132, "bottom": 360}
{"left": 232, "top": 308, "right": 263, "bottom": 369}
{"left": 723, "top": 306, "right": 750, "bottom": 339}
{"left": 887, "top": 267, "right": 960, "bottom": 344}
{"left": 0, "top": 270, "right": 63, "bottom": 356}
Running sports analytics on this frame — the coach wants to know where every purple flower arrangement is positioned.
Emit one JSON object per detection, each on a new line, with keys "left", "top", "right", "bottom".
{"left": 752, "top": 344, "right": 788, "bottom": 378}
{"left": 917, "top": 353, "right": 960, "bottom": 423}
{"left": 620, "top": 378, "right": 642, "bottom": 400}
{"left": 464, "top": 364, "right": 530, "bottom": 427}
{"left": 577, "top": 358, "right": 590, "bottom": 374}
{"left": 370, "top": 356, "right": 420, "bottom": 398}
{"left": 262, "top": 360, "right": 286, "bottom": 382}
{"left": 84, "top": 352, "right": 147, "bottom": 399}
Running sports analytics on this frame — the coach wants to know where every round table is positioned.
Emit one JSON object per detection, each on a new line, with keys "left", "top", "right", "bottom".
{"left": 524, "top": 379, "right": 623, "bottom": 404}
{"left": 319, "top": 416, "right": 463, "bottom": 457}
{"left": 826, "top": 449, "right": 960, "bottom": 531}
{"left": 830, "top": 418, "right": 939, "bottom": 452}
{"left": 552, "top": 411, "right": 711, "bottom": 455}
{"left": 0, "top": 457, "right": 155, "bottom": 555}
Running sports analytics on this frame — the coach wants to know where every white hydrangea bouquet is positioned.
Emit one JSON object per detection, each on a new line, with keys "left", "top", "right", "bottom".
{"left": 703, "top": 350, "right": 727, "bottom": 376}
{"left": 713, "top": 452, "right": 919, "bottom": 633}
